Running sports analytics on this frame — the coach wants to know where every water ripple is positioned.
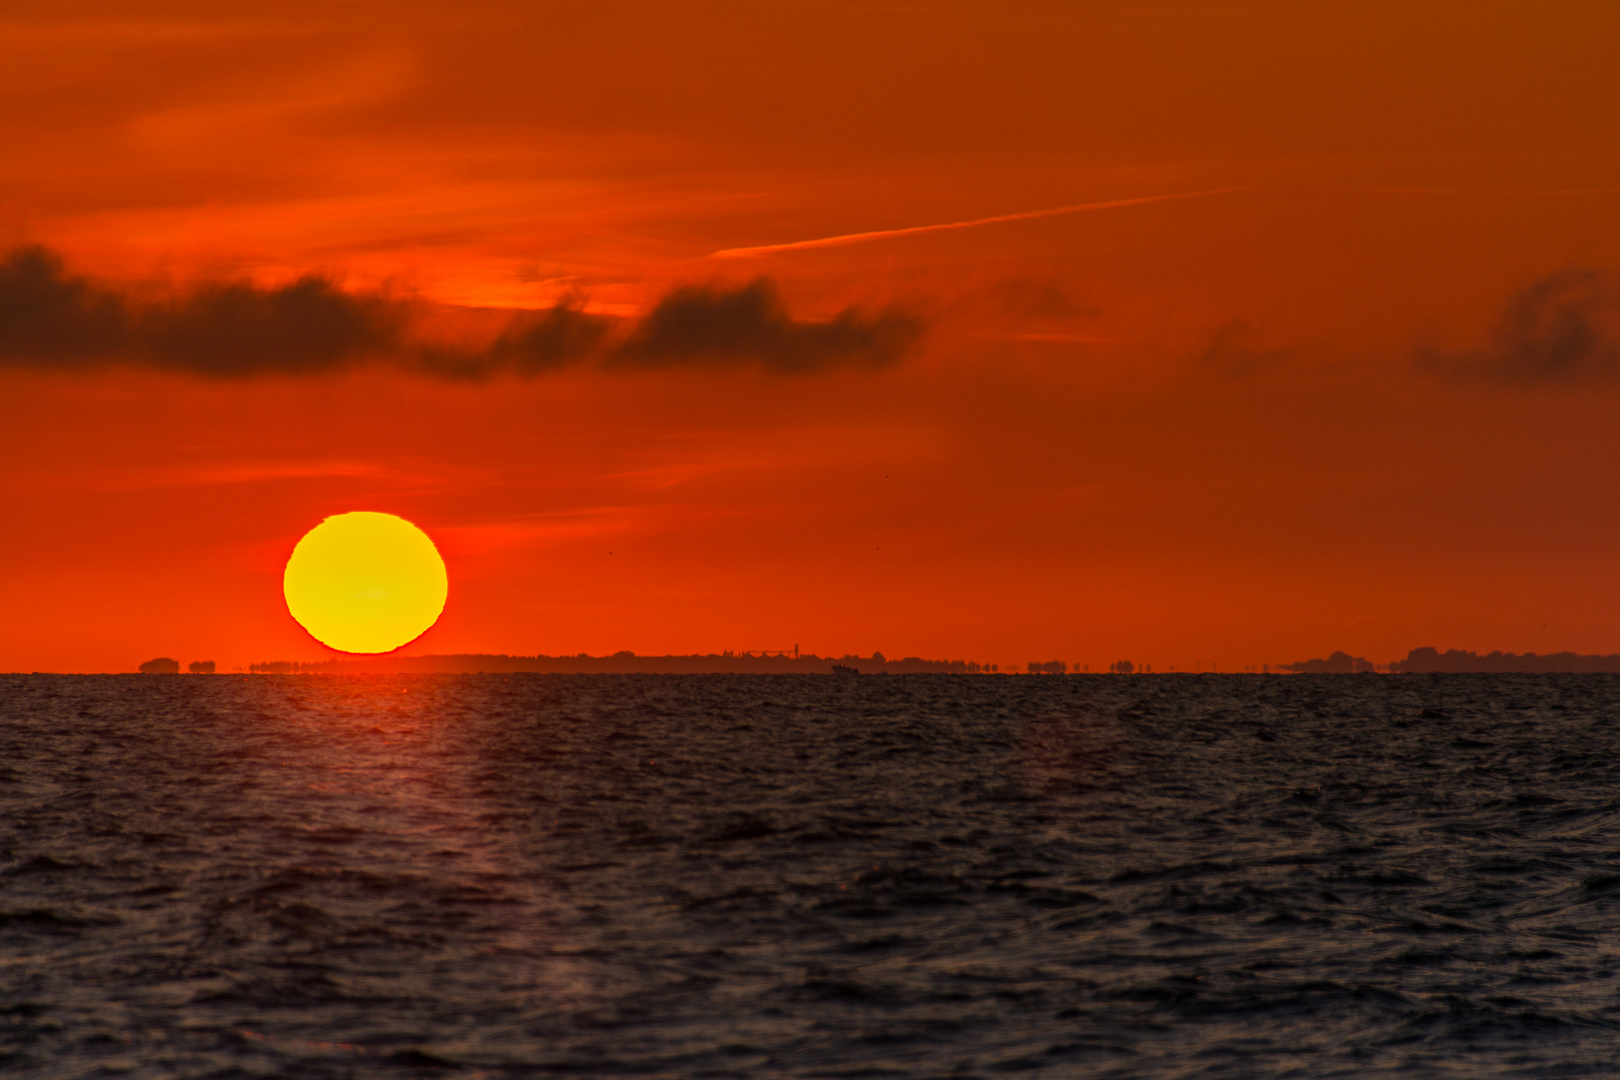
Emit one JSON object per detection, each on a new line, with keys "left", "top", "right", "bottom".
{"left": 2, "top": 673, "right": 1620, "bottom": 1076}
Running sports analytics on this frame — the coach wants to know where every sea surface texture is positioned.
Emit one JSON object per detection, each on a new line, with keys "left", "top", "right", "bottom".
{"left": 3, "top": 674, "right": 1620, "bottom": 1078}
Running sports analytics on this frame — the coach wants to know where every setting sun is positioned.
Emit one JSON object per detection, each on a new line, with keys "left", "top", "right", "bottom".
{"left": 283, "top": 512, "right": 448, "bottom": 654}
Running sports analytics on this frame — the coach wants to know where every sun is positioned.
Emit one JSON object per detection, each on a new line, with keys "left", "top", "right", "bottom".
{"left": 283, "top": 512, "right": 448, "bottom": 654}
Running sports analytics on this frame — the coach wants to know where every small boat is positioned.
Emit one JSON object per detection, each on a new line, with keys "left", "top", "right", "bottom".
{"left": 831, "top": 664, "right": 859, "bottom": 676}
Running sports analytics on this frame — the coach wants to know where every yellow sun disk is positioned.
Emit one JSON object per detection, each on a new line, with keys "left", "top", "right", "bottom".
{"left": 283, "top": 512, "right": 448, "bottom": 654}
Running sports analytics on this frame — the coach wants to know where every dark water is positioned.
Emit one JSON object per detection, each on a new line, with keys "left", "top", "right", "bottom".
{"left": 4, "top": 674, "right": 1620, "bottom": 1078}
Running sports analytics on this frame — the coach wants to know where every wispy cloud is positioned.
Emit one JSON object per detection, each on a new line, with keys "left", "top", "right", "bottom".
{"left": 1420, "top": 268, "right": 1620, "bottom": 383}
{"left": 709, "top": 188, "right": 1243, "bottom": 259}
{"left": 1199, "top": 320, "right": 1292, "bottom": 379}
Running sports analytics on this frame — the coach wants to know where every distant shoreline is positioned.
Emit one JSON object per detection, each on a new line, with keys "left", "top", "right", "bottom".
{"left": 246, "top": 652, "right": 983, "bottom": 676}
{"left": 1284, "top": 648, "right": 1620, "bottom": 674}
{"left": 22, "top": 646, "right": 1620, "bottom": 677}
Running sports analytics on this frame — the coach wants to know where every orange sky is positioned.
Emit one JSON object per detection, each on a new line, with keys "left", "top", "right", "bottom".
{"left": 4, "top": 1, "right": 1620, "bottom": 672}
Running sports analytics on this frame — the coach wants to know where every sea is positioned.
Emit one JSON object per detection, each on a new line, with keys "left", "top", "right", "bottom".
{"left": 3, "top": 672, "right": 1620, "bottom": 1078}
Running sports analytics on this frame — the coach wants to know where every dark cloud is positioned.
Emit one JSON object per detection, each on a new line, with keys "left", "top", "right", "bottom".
{"left": 0, "top": 248, "right": 923, "bottom": 379}
{"left": 476, "top": 299, "right": 615, "bottom": 375}
{"left": 0, "top": 246, "right": 130, "bottom": 362}
{"left": 140, "top": 277, "right": 404, "bottom": 376}
{"left": 0, "top": 245, "right": 402, "bottom": 375}
{"left": 1422, "top": 269, "right": 1620, "bottom": 383}
{"left": 613, "top": 278, "right": 922, "bottom": 373}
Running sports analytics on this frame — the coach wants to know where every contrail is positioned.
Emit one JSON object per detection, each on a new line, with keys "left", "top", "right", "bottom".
{"left": 709, "top": 188, "right": 1243, "bottom": 259}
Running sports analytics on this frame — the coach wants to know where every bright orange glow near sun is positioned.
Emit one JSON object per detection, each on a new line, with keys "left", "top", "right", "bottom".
{"left": 283, "top": 512, "right": 448, "bottom": 654}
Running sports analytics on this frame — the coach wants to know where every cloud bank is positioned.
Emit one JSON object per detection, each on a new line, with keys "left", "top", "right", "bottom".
{"left": 0, "top": 246, "right": 403, "bottom": 375}
{"left": 0, "top": 247, "right": 920, "bottom": 378}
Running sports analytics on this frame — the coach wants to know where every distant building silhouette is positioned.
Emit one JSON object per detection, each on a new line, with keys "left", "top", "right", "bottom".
{"left": 138, "top": 657, "right": 179, "bottom": 674}
{"left": 188, "top": 660, "right": 216, "bottom": 674}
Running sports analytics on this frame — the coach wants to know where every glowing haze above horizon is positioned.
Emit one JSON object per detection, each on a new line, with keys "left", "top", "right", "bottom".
{"left": 4, "top": 1, "right": 1620, "bottom": 674}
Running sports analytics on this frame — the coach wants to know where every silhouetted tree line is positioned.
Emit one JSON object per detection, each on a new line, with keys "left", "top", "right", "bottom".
{"left": 1282, "top": 651, "right": 1377, "bottom": 674}
{"left": 1389, "top": 647, "right": 1620, "bottom": 673}
{"left": 138, "top": 657, "right": 216, "bottom": 673}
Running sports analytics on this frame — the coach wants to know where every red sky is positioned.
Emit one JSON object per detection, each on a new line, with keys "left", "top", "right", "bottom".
{"left": 4, "top": 1, "right": 1620, "bottom": 672}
